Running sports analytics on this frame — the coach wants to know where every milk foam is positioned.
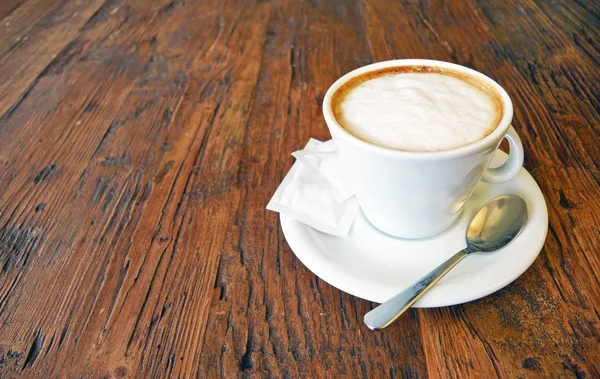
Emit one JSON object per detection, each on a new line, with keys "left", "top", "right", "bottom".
{"left": 336, "top": 72, "right": 500, "bottom": 151}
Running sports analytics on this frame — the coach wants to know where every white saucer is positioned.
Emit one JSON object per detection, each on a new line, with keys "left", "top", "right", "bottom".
{"left": 280, "top": 151, "right": 548, "bottom": 307}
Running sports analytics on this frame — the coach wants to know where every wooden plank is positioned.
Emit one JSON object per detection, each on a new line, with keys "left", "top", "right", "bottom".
{"left": 0, "top": 0, "right": 210, "bottom": 376}
{"left": 0, "top": 0, "right": 271, "bottom": 376}
{"left": 0, "top": 66, "right": 182, "bottom": 377}
{"left": 0, "top": 0, "right": 27, "bottom": 21}
{"left": 0, "top": 0, "right": 62, "bottom": 57}
{"left": 0, "top": 0, "right": 108, "bottom": 118}
{"left": 530, "top": 0, "right": 600, "bottom": 65}
{"left": 117, "top": 2, "right": 274, "bottom": 377}
{"left": 196, "top": 0, "right": 428, "bottom": 378}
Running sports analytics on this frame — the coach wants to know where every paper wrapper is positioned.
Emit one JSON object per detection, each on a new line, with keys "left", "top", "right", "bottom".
{"left": 267, "top": 139, "right": 359, "bottom": 237}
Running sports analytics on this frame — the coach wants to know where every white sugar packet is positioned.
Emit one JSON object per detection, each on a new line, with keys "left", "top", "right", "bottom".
{"left": 267, "top": 139, "right": 359, "bottom": 237}
{"left": 291, "top": 139, "right": 356, "bottom": 202}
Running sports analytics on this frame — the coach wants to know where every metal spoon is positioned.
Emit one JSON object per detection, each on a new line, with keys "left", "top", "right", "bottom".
{"left": 363, "top": 194, "right": 528, "bottom": 331}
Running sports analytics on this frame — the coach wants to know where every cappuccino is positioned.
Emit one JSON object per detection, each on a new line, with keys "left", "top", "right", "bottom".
{"left": 332, "top": 66, "right": 503, "bottom": 152}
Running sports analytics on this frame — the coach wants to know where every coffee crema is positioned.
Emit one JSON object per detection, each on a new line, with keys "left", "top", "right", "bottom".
{"left": 331, "top": 66, "right": 503, "bottom": 152}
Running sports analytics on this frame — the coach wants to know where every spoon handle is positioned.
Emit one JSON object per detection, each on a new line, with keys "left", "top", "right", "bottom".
{"left": 364, "top": 250, "right": 469, "bottom": 330}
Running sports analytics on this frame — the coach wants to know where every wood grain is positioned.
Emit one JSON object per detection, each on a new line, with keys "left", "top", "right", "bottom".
{"left": 0, "top": 0, "right": 598, "bottom": 377}
{"left": 0, "top": 0, "right": 26, "bottom": 20}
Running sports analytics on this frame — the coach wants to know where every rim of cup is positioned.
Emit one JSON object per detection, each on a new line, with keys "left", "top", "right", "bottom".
{"left": 322, "top": 59, "right": 514, "bottom": 160}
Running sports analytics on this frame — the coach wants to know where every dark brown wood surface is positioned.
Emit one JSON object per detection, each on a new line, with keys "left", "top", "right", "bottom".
{"left": 0, "top": 0, "right": 598, "bottom": 377}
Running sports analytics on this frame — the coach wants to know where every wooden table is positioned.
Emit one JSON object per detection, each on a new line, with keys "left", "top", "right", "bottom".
{"left": 0, "top": 0, "right": 598, "bottom": 377}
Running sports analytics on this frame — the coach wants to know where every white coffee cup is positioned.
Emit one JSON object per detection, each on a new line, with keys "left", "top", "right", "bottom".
{"left": 322, "top": 59, "right": 524, "bottom": 239}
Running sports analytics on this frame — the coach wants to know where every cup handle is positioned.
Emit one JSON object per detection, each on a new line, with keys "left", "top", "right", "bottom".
{"left": 482, "top": 126, "right": 524, "bottom": 184}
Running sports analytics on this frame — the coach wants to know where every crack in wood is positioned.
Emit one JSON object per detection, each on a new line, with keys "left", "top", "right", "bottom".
{"left": 22, "top": 330, "right": 45, "bottom": 370}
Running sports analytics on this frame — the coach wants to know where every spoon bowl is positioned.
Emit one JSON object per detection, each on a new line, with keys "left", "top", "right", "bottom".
{"left": 466, "top": 195, "right": 528, "bottom": 253}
